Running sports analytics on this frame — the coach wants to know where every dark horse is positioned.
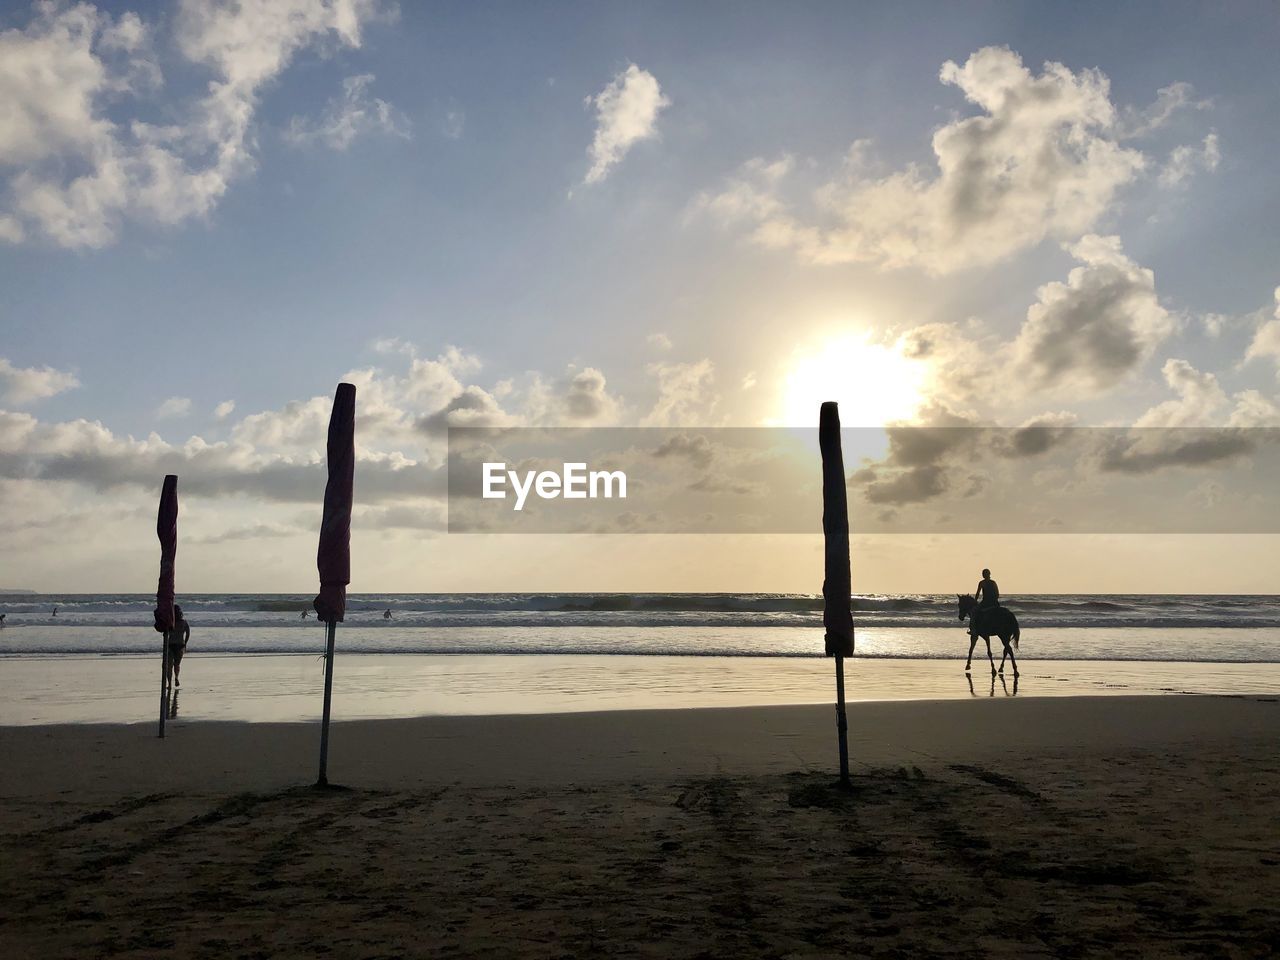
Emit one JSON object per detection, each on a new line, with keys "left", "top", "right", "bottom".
{"left": 957, "top": 595, "right": 1020, "bottom": 677}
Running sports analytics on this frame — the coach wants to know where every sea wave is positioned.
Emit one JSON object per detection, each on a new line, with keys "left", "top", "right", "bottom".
{"left": 4, "top": 592, "right": 1280, "bottom": 631}
{"left": 3, "top": 623, "right": 1279, "bottom": 664}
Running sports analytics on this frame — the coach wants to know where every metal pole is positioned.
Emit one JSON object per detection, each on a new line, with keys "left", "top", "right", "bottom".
{"left": 158, "top": 633, "right": 170, "bottom": 739}
{"left": 317, "top": 620, "right": 337, "bottom": 786}
{"left": 835, "top": 654, "right": 849, "bottom": 786}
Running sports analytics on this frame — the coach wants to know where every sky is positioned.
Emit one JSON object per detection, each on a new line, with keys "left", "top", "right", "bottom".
{"left": 2, "top": 0, "right": 1279, "bottom": 594}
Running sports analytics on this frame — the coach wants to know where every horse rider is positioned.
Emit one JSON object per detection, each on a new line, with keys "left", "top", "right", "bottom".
{"left": 971, "top": 568, "right": 1000, "bottom": 636}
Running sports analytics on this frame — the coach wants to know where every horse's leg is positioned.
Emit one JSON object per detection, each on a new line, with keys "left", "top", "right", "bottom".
{"left": 984, "top": 636, "right": 996, "bottom": 676}
{"left": 965, "top": 634, "right": 977, "bottom": 671}
{"left": 1006, "top": 640, "right": 1019, "bottom": 678}
{"left": 998, "top": 637, "right": 1008, "bottom": 674}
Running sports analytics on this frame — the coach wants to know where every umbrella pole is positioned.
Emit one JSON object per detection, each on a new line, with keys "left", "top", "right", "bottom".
{"left": 158, "top": 633, "right": 170, "bottom": 739}
{"left": 317, "top": 620, "right": 337, "bottom": 786}
{"left": 835, "top": 654, "right": 849, "bottom": 785}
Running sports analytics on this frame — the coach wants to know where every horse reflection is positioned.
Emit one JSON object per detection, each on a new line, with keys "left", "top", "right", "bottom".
{"left": 966, "top": 672, "right": 1020, "bottom": 698}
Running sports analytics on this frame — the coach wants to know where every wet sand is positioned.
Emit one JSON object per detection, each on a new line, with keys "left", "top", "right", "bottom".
{"left": 2, "top": 696, "right": 1279, "bottom": 957}
{"left": 6, "top": 652, "right": 1280, "bottom": 724}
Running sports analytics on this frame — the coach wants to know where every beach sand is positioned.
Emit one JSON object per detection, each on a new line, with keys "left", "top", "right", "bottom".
{"left": 2, "top": 696, "right": 1278, "bottom": 957}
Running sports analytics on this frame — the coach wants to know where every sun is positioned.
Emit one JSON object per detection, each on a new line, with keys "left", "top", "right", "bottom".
{"left": 777, "top": 333, "right": 928, "bottom": 427}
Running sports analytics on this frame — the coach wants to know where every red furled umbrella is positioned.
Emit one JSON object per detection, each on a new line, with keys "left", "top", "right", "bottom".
{"left": 154, "top": 474, "right": 178, "bottom": 737}
{"left": 315, "top": 383, "right": 355, "bottom": 786}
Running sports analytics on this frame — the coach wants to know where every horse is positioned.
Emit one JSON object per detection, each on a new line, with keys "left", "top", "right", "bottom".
{"left": 956, "top": 594, "right": 1020, "bottom": 678}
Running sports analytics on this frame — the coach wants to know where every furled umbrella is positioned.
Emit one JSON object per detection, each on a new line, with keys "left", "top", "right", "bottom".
{"left": 314, "top": 382, "right": 356, "bottom": 787}
{"left": 819, "top": 402, "right": 854, "bottom": 787}
{"left": 154, "top": 474, "right": 178, "bottom": 739}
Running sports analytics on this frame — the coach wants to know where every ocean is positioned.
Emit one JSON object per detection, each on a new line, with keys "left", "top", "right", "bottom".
{"left": 2, "top": 592, "right": 1280, "bottom": 661}
{"left": 4, "top": 594, "right": 1278, "bottom": 724}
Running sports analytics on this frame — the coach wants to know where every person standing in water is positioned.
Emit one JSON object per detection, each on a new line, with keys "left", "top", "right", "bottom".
{"left": 383, "top": 609, "right": 393, "bottom": 620}
{"left": 168, "top": 604, "right": 191, "bottom": 687}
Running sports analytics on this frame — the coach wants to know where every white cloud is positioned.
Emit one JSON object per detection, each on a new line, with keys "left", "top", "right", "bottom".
{"left": 583, "top": 63, "right": 670, "bottom": 185}
{"left": 1008, "top": 235, "right": 1176, "bottom": 393}
{"left": 641, "top": 359, "right": 719, "bottom": 426}
{"left": 0, "top": 357, "right": 79, "bottom": 405}
{"left": 647, "top": 332, "right": 673, "bottom": 351}
{"left": 523, "top": 366, "right": 624, "bottom": 426}
{"left": 441, "top": 105, "right": 464, "bottom": 140}
{"left": 1243, "top": 287, "right": 1280, "bottom": 372}
{"left": 0, "top": 0, "right": 384, "bottom": 248}
{"left": 0, "top": 215, "right": 24, "bottom": 244}
{"left": 156, "top": 396, "right": 192, "bottom": 419}
{"left": 1159, "top": 133, "right": 1220, "bottom": 188}
{"left": 214, "top": 399, "right": 236, "bottom": 419}
{"left": 1134, "top": 359, "right": 1227, "bottom": 427}
{"left": 285, "top": 73, "right": 410, "bottom": 150}
{"left": 696, "top": 47, "right": 1168, "bottom": 273}
{"left": 1227, "top": 390, "right": 1280, "bottom": 427}
{"left": 1117, "top": 81, "right": 1211, "bottom": 139}
{"left": 1133, "top": 359, "right": 1280, "bottom": 429}
{"left": 690, "top": 156, "right": 792, "bottom": 224}
{"left": 560, "top": 367, "right": 623, "bottom": 424}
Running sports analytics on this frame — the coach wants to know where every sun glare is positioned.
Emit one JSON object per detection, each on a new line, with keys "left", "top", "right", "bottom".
{"left": 777, "top": 334, "right": 928, "bottom": 427}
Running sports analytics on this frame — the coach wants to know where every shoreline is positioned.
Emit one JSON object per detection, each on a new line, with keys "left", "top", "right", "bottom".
{"left": 3, "top": 653, "right": 1280, "bottom": 726}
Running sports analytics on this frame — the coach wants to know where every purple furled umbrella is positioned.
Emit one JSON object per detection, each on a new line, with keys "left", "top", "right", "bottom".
{"left": 154, "top": 474, "right": 178, "bottom": 738}
{"left": 315, "top": 382, "right": 355, "bottom": 786}
{"left": 819, "top": 402, "right": 853, "bottom": 786}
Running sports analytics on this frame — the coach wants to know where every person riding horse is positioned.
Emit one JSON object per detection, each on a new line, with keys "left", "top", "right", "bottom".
{"left": 957, "top": 568, "right": 1020, "bottom": 677}
{"left": 971, "top": 568, "right": 999, "bottom": 637}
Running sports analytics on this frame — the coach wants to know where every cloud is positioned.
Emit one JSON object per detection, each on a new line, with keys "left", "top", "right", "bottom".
{"left": 284, "top": 73, "right": 410, "bottom": 150}
{"left": 1132, "top": 358, "right": 1280, "bottom": 430}
{"left": 847, "top": 403, "right": 981, "bottom": 506}
{"left": 415, "top": 386, "right": 515, "bottom": 434}
{"left": 1095, "top": 430, "right": 1257, "bottom": 475}
{"left": 687, "top": 473, "right": 768, "bottom": 496}
{"left": 0, "top": 0, "right": 385, "bottom": 248}
{"left": 998, "top": 412, "right": 1079, "bottom": 458}
{"left": 1008, "top": 235, "right": 1175, "bottom": 394}
{"left": 695, "top": 47, "right": 1175, "bottom": 273}
{"left": 156, "top": 396, "right": 193, "bottom": 419}
{"left": 1243, "top": 287, "right": 1280, "bottom": 371}
{"left": 1158, "top": 133, "right": 1220, "bottom": 188}
{"left": 852, "top": 462, "right": 949, "bottom": 505}
{"left": 1117, "top": 81, "right": 1211, "bottom": 139}
{"left": 652, "top": 433, "right": 715, "bottom": 469}
{"left": 640, "top": 360, "right": 718, "bottom": 426}
{"left": 354, "top": 501, "right": 447, "bottom": 531}
{"left": 192, "top": 521, "right": 302, "bottom": 544}
{"left": 1134, "top": 359, "right": 1226, "bottom": 427}
{"left": 441, "top": 105, "right": 464, "bottom": 140}
{"left": 1227, "top": 391, "right": 1280, "bottom": 428}
{"left": 214, "top": 399, "right": 236, "bottom": 419}
{"left": 582, "top": 63, "right": 670, "bottom": 185}
{"left": 0, "top": 357, "right": 79, "bottom": 405}
{"left": 561, "top": 368, "right": 621, "bottom": 424}
{"left": 647, "top": 332, "right": 673, "bottom": 351}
